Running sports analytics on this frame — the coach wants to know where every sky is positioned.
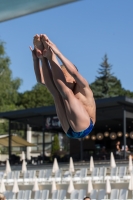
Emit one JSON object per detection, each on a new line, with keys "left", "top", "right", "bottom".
{"left": 0, "top": 0, "right": 133, "bottom": 93}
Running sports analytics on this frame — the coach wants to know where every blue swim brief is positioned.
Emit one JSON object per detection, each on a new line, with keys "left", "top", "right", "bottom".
{"left": 66, "top": 119, "right": 94, "bottom": 139}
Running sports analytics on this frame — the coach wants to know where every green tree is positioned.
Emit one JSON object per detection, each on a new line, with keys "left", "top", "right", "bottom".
{"left": 90, "top": 54, "right": 125, "bottom": 98}
{"left": 120, "top": 89, "right": 133, "bottom": 98}
{"left": 51, "top": 134, "right": 60, "bottom": 158}
{"left": 0, "top": 119, "right": 8, "bottom": 134}
{"left": 17, "top": 83, "right": 54, "bottom": 109}
{"left": 0, "top": 40, "right": 22, "bottom": 112}
{"left": 0, "top": 40, "right": 22, "bottom": 135}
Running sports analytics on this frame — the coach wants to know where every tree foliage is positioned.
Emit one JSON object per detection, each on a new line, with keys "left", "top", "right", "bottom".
{"left": 17, "top": 83, "right": 54, "bottom": 109}
{"left": 0, "top": 40, "right": 22, "bottom": 112}
{"left": 0, "top": 40, "right": 22, "bottom": 135}
{"left": 51, "top": 134, "right": 60, "bottom": 157}
{"left": 90, "top": 54, "right": 133, "bottom": 98}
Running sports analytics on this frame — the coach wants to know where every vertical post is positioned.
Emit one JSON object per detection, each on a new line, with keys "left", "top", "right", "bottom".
{"left": 123, "top": 109, "right": 126, "bottom": 159}
{"left": 24, "top": 124, "right": 27, "bottom": 140}
{"left": 26, "top": 124, "right": 32, "bottom": 160}
{"left": 8, "top": 120, "right": 11, "bottom": 160}
{"left": 80, "top": 138, "right": 83, "bottom": 161}
{"left": 24, "top": 123, "right": 27, "bottom": 154}
{"left": 42, "top": 116, "right": 45, "bottom": 163}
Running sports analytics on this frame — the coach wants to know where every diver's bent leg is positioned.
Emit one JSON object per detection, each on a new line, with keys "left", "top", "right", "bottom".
{"left": 53, "top": 95, "right": 69, "bottom": 133}
{"left": 41, "top": 58, "right": 69, "bottom": 132}
{"left": 49, "top": 54, "right": 72, "bottom": 99}
{"left": 40, "top": 57, "right": 59, "bottom": 97}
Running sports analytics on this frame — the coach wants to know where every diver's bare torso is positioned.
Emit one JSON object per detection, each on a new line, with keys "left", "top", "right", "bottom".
{"left": 73, "top": 83, "right": 96, "bottom": 125}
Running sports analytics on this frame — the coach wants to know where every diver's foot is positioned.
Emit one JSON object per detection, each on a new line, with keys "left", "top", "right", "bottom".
{"left": 41, "top": 34, "right": 60, "bottom": 56}
{"left": 33, "top": 34, "right": 44, "bottom": 58}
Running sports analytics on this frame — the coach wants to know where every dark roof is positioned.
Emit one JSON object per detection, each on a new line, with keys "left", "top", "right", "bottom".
{"left": 0, "top": 105, "right": 56, "bottom": 127}
{"left": 96, "top": 96, "right": 133, "bottom": 108}
{"left": 0, "top": 96, "right": 133, "bottom": 128}
{"left": 0, "top": 105, "right": 56, "bottom": 120}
